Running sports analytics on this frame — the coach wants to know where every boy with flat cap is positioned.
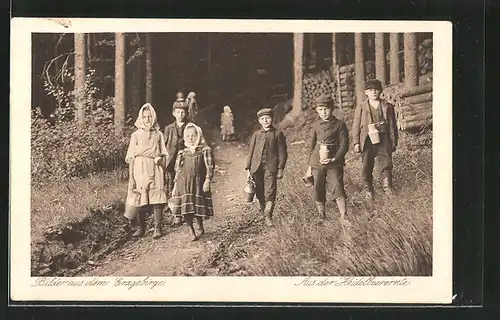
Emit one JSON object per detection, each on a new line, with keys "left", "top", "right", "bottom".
{"left": 164, "top": 99, "right": 189, "bottom": 225}
{"left": 306, "top": 95, "right": 350, "bottom": 222}
{"left": 352, "top": 79, "right": 398, "bottom": 200}
{"left": 245, "top": 108, "right": 288, "bottom": 227}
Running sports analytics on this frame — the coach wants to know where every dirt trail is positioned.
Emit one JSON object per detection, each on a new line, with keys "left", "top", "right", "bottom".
{"left": 81, "top": 129, "right": 264, "bottom": 277}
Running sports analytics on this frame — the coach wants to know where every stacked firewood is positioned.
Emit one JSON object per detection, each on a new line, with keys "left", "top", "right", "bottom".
{"left": 301, "top": 63, "right": 375, "bottom": 110}
{"left": 301, "top": 69, "right": 335, "bottom": 109}
{"left": 418, "top": 38, "right": 433, "bottom": 75}
{"left": 396, "top": 83, "right": 433, "bottom": 130}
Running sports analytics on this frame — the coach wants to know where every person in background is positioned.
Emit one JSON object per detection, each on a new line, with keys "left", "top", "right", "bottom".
{"left": 220, "top": 105, "right": 235, "bottom": 142}
{"left": 176, "top": 91, "right": 184, "bottom": 101}
{"left": 306, "top": 95, "right": 350, "bottom": 223}
{"left": 164, "top": 99, "right": 189, "bottom": 225}
{"left": 245, "top": 108, "right": 288, "bottom": 227}
{"left": 170, "top": 123, "right": 215, "bottom": 241}
{"left": 351, "top": 79, "right": 398, "bottom": 200}
{"left": 186, "top": 91, "right": 198, "bottom": 123}
{"left": 172, "top": 91, "right": 184, "bottom": 110}
{"left": 125, "top": 103, "right": 168, "bottom": 239}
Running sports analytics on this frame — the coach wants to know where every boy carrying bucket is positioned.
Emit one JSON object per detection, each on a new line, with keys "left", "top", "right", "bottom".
{"left": 352, "top": 79, "right": 398, "bottom": 200}
{"left": 305, "top": 95, "right": 350, "bottom": 223}
{"left": 245, "top": 108, "right": 288, "bottom": 227}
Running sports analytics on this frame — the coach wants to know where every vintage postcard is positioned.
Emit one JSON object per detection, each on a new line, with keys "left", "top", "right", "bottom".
{"left": 10, "top": 18, "right": 452, "bottom": 304}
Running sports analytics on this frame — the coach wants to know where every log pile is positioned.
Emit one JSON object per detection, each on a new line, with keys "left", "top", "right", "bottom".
{"left": 301, "top": 62, "right": 378, "bottom": 109}
{"left": 418, "top": 38, "right": 433, "bottom": 75}
{"left": 396, "top": 83, "right": 433, "bottom": 130}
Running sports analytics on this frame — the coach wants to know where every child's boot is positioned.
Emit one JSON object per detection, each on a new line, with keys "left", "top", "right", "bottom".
{"left": 264, "top": 201, "right": 275, "bottom": 227}
{"left": 315, "top": 201, "right": 327, "bottom": 220}
{"left": 382, "top": 173, "right": 394, "bottom": 195}
{"left": 364, "top": 186, "right": 374, "bottom": 200}
{"left": 132, "top": 211, "right": 146, "bottom": 237}
{"left": 195, "top": 216, "right": 205, "bottom": 235}
{"left": 259, "top": 200, "right": 266, "bottom": 214}
{"left": 336, "top": 197, "right": 352, "bottom": 227}
{"left": 152, "top": 206, "right": 163, "bottom": 239}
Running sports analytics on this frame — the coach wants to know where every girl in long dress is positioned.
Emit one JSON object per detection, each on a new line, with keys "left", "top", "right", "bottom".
{"left": 125, "top": 103, "right": 169, "bottom": 239}
{"left": 220, "top": 105, "right": 235, "bottom": 141}
{"left": 170, "top": 123, "right": 215, "bottom": 241}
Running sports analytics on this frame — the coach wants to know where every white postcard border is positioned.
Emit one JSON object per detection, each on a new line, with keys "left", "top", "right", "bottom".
{"left": 10, "top": 18, "right": 453, "bottom": 304}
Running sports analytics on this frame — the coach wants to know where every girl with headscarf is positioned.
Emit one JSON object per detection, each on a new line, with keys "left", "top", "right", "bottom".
{"left": 186, "top": 91, "right": 198, "bottom": 123}
{"left": 125, "top": 103, "right": 169, "bottom": 239}
{"left": 170, "top": 123, "right": 214, "bottom": 241}
{"left": 220, "top": 105, "right": 235, "bottom": 142}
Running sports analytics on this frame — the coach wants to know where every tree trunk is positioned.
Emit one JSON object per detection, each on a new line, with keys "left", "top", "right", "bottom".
{"left": 375, "top": 33, "right": 386, "bottom": 85}
{"left": 331, "top": 33, "right": 342, "bottom": 111}
{"left": 292, "top": 33, "right": 304, "bottom": 115}
{"left": 354, "top": 33, "right": 365, "bottom": 106}
{"left": 280, "top": 33, "right": 303, "bottom": 129}
{"left": 145, "top": 33, "right": 153, "bottom": 104}
{"left": 404, "top": 33, "right": 418, "bottom": 88}
{"left": 389, "top": 33, "right": 400, "bottom": 84}
{"left": 114, "top": 33, "right": 126, "bottom": 136}
{"left": 74, "top": 33, "right": 86, "bottom": 126}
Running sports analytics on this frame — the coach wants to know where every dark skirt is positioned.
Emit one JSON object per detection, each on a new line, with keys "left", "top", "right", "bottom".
{"left": 170, "top": 149, "right": 214, "bottom": 218}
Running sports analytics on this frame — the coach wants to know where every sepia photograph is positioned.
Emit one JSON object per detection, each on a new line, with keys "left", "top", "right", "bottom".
{"left": 10, "top": 18, "right": 452, "bottom": 303}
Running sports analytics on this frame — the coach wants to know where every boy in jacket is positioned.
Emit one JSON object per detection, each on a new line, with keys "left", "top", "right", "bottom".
{"left": 352, "top": 79, "right": 398, "bottom": 199}
{"left": 245, "top": 108, "right": 288, "bottom": 227}
{"left": 164, "top": 99, "right": 189, "bottom": 224}
{"left": 306, "top": 95, "right": 350, "bottom": 222}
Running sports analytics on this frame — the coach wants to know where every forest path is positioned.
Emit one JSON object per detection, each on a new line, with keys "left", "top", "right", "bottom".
{"left": 81, "top": 128, "right": 264, "bottom": 277}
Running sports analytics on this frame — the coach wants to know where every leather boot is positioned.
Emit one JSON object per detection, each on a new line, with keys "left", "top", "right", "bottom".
{"left": 382, "top": 174, "right": 394, "bottom": 195}
{"left": 195, "top": 216, "right": 205, "bottom": 235}
{"left": 315, "top": 201, "right": 326, "bottom": 220}
{"left": 364, "top": 185, "right": 374, "bottom": 200}
{"left": 264, "top": 201, "right": 275, "bottom": 227}
{"left": 259, "top": 200, "right": 266, "bottom": 214}
{"left": 152, "top": 206, "right": 163, "bottom": 239}
{"left": 132, "top": 210, "right": 146, "bottom": 237}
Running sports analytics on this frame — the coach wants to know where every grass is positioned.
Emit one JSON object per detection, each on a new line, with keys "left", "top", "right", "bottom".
{"left": 30, "top": 105, "right": 433, "bottom": 277}
{"left": 247, "top": 108, "right": 433, "bottom": 276}
{"left": 31, "top": 169, "right": 128, "bottom": 244}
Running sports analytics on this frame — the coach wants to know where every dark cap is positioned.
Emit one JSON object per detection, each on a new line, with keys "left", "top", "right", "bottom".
{"left": 365, "top": 79, "right": 383, "bottom": 91}
{"left": 172, "top": 99, "right": 188, "bottom": 111}
{"left": 315, "top": 95, "right": 334, "bottom": 108}
{"left": 257, "top": 108, "right": 274, "bottom": 118}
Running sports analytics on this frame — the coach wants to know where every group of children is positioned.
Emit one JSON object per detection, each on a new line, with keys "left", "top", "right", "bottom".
{"left": 244, "top": 78, "right": 398, "bottom": 225}
{"left": 124, "top": 78, "right": 398, "bottom": 240}
{"left": 125, "top": 92, "right": 214, "bottom": 241}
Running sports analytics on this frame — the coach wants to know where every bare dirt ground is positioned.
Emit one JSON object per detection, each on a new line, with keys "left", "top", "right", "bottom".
{"left": 81, "top": 129, "right": 273, "bottom": 277}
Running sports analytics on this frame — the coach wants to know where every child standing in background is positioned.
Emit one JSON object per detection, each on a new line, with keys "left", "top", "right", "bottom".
{"left": 170, "top": 123, "right": 215, "bottom": 241}
{"left": 125, "top": 103, "right": 169, "bottom": 239}
{"left": 186, "top": 91, "right": 198, "bottom": 123}
{"left": 220, "top": 105, "right": 235, "bottom": 142}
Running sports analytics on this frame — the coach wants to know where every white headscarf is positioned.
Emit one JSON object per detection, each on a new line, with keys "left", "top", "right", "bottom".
{"left": 187, "top": 92, "right": 196, "bottom": 100}
{"left": 183, "top": 122, "right": 206, "bottom": 151}
{"left": 134, "top": 103, "right": 160, "bottom": 131}
{"left": 223, "top": 105, "right": 232, "bottom": 113}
